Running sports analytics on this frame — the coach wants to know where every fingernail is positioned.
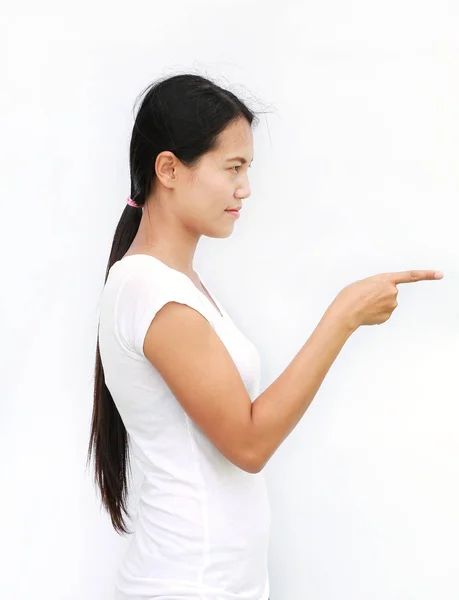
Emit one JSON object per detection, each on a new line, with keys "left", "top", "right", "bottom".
{"left": 434, "top": 272, "right": 444, "bottom": 279}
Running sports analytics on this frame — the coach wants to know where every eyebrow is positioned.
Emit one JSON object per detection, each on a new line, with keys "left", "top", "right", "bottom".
{"left": 225, "top": 156, "right": 253, "bottom": 165}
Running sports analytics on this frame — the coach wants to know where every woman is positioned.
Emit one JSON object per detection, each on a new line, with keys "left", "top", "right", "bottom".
{"left": 87, "top": 72, "right": 443, "bottom": 600}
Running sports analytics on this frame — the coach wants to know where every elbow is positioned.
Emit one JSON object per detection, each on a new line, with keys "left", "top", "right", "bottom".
{"left": 239, "top": 446, "right": 266, "bottom": 474}
{"left": 247, "top": 457, "right": 267, "bottom": 474}
{"left": 239, "top": 459, "right": 261, "bottom": 474}
{"left": 245, "top": 461, "right": 263, "bottom": 474}
{"left": 233, "top": 422, "right": 267, "bottom": 474}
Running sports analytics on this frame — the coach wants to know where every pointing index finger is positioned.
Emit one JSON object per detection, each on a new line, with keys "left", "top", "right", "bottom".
{"left": 389, "top": 270, "right": 444, "bottom": 285}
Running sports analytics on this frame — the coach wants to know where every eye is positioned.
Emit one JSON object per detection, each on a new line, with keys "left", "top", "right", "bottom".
{"left": 230, "top": 164, "right": 252, "bottom": 173}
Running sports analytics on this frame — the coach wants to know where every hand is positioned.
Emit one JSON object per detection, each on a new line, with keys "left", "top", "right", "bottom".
{"left": 333, "top": 270, "right": 444, "bottom": 329}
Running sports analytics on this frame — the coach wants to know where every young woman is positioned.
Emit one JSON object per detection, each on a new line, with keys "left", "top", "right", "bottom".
{"left": 87, "top": 73, "right": 443, "bottom": 600}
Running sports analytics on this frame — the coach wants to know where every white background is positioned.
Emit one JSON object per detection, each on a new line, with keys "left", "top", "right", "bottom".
{"left": 1, "top": 1, "right": 458, "bottom": 598}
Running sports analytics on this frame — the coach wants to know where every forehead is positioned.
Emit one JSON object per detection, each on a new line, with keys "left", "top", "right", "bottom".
{"left": 215, "top": 118, "right": 254, "bottom": 157}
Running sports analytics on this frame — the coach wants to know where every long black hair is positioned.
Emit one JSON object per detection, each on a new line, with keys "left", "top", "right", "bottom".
{"left": 87, "top": 72, "right": 264, "bottom": 535}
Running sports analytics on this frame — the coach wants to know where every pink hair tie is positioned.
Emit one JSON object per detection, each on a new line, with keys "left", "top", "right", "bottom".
{"left": 126, "top": 195, "right": 141, "bottom": 208}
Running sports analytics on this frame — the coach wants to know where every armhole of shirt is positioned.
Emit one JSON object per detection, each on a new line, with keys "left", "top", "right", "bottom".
{"left": 114, "top": 261, "right": 214, "bottom": 359}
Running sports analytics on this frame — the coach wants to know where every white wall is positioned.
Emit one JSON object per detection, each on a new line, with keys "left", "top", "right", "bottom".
{"left": 1, "top": 1, "right": 458, "bottom": 598}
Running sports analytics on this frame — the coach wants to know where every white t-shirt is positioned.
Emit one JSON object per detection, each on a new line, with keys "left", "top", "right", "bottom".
{"left": 98, "top": 254, "right": 271, "bottom": 600}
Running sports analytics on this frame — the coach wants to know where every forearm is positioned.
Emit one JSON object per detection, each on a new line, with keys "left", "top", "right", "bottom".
{"left": 249, "top": 302, "right": 356, "bottom": 470}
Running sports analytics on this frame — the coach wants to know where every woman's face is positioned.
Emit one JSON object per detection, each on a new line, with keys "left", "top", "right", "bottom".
{"left": 175, "top": 117, "right": 254, "bottom": 238}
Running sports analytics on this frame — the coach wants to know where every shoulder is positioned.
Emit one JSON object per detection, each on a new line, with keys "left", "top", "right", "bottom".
{"left": 109, "top": 254, "right": 188, "bottom": 292}
{"left": 107, "top": 255, "right": 210, "bottom": 357}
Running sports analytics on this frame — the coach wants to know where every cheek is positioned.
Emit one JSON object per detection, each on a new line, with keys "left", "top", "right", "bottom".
{"left": 203, "top": 173, "right": 232, "bottom": 202}
{"left": 218, "top": 171, "right": 235, "bottom": 194}
{"left": 193, "top": 168, "right": 233, "bottom": 210}
{"left": 206, "top": 169, "right": 228, "bottom": 187}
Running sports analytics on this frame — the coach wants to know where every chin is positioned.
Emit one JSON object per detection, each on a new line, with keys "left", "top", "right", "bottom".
{"left": 207, "top": 229, "right": 234, "bottom": 240}
{"left": 201, "top": 220, "right": 235, "bottom": 239}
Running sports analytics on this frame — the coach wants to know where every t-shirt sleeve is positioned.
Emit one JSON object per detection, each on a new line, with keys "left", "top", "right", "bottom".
{"left": 115, "top": 263, "right": 213, "bottom": 358}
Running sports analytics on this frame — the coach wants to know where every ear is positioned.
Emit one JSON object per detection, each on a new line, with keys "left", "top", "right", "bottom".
{"left": 155, "top": 151, "right": 180, "bottom": 189}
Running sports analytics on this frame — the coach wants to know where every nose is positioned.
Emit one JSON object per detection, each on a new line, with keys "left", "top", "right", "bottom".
{"left": 236, "top": 181, "right": 251, "bottom": 202}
